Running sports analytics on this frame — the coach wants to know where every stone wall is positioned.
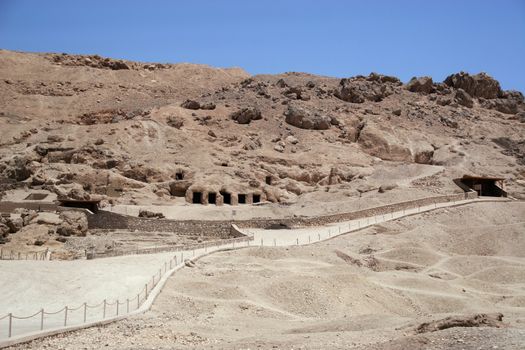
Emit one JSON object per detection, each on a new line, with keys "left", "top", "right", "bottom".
{"left": 88, "top": 192, "right": 477, "bottom": 234}
{"left": 0, "top": 201, "right": 58, "bottom": 213}
{"left": 87, "top": 210, "right": 241, "bottom": 238}
{"left": 235, "top": 193, "right": 471, "bottom": 228}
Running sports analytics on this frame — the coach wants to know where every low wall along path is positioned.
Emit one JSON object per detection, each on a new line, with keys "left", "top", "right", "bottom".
{"left": 2, "top": 192, "right": 506, "bottom": 348}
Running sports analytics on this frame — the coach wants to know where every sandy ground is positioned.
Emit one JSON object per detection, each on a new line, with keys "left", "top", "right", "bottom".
{"left": 0, "top": 253, "right": 176, "bottom": 317}
{"left": 6, "top": 200, "right": 524, "bottom": 349}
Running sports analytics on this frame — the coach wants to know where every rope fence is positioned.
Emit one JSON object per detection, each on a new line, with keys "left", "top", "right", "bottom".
{"left": 0, "top": 234, "right": 253, "bottom": 342}
{"left": 0, "top": 249, "right": 49, "bottom": 261}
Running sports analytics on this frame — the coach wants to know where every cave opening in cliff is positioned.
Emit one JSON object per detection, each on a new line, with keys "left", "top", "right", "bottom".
{"left": 458, "top": 175, "right": 507, "bottom": 197}
{"left": 220, "top": 191, "right": 231, "bottom": 205}
{"left": 253, "top": 194, "right": 261, "bottom": 203}
{"left": 192, "top": 192, "right": 202, "bottom": 204}
{"left": 238, "top": 194, "right": 246, "bottom": 204}
{"left": 208, "top": 192, "right": 217, "bottom": 205}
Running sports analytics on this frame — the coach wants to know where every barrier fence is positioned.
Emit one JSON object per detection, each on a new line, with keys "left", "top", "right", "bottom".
{"left": 0, "top": 249, "right": 48, "bottom": 261}
{"left": 0, "top": 234, "right": 253, "bottom": 343}
{"left": 90, "top": 235, "right": 252, "bottom": 259}
{"left": 0, "top": 192, "right": 482, "bottom": 345}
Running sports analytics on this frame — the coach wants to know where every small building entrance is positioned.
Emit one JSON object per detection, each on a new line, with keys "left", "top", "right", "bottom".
{"left": 220, "top": 191, "right": 231, "bottom": 205}
{"left": 238, "top": 194, "right": 246, "bottom": 204}
{"left": 192, "top": 192, "right": 202, "bottom": 204}
{"left": 459, "top": 175, "right": 506, "bottom": 197}
{"left": 208, "top": 192, "right": 217, "bottom": 205}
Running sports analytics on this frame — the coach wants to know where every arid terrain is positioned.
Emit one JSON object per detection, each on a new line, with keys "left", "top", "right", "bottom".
{"left": 1, "top": 50, "right": 524, "bottom": 349}
{"left": 9, "top": 201, "right": 525, "bottom": 349}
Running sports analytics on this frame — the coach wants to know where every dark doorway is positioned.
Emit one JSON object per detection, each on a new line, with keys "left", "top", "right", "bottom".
{"left": 24, "top": 193, "right": 48, "bottom": 200}
{"left": 176, "top": 172, "right": 184, "bottom": 180}
{"left": 459, "top": 175, "right": 506, "bottom": 197}
{"left": 238, "top": 194, "right": 246, "bottom": 204}
{"left": 253, "top": 194, "right": 261, "bottom": 203}
{"left": 265, "top": 175, "right": 272, "bottom": 185}
{"left": 58, "top": 199, "right": 100, "bottom": 213}
{"left": 192, "top": 192, "right": 202, "bottom": 204}
{"left": 208, "top": 192, "right": 217, "bottom": 205}
{"left": 221, "top": 191, "right": 231, "bottom": 205}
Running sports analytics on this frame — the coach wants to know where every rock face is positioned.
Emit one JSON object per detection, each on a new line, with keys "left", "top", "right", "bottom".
{"left": 335, "top": 73, "right": 401, "bottom": 103}
{"left": 230, "top": 107, "right": 262, "bottom": 124}
{"left": 57, "top": 210, "right": 88, "bottom": 237}
{"left": 358, "top": 123, "right": 433, "bottom": 163}
{"left": 455, "top": 89, "right": 474, "bottom": 108}
{"left": 480, "top": 90, "right": 524, "bottom": 115}
{"left": 444, "top": 72, "right": 502, "bottom": 99}
{"left": 284, "top": 104, "right": 331, "bottom": 130}
{"left": 406, "top": 76, "right": 434, "bottom": 94}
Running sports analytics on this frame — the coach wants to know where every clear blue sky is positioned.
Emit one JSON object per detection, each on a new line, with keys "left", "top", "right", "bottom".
{"left": 1, "top": 0, "right": 524, "bottom": 92}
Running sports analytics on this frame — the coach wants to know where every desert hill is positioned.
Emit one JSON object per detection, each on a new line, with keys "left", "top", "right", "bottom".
{"left": 1, "top": 49, "right": 524, "bottom": 209}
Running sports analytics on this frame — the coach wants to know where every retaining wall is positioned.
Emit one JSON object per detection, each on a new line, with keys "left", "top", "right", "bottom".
{"left": 87, "top": 211, "right": 239, "bottom": 238}
{"left": 0, "top": 202, "right": 57, "bottom": 213}
{"left": 87, "top": 192, "right": 477, "bottom": 233}
{"left": 236, "top": 192, "right": 475, "bottom": 228}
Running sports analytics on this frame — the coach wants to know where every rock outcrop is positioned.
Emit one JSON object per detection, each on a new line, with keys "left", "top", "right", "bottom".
{"left": 444, "top": 72, "right": 502, "bottom": 99}
{"left": 284, "top": 104, "right": 331, "bottom": 130}
{"left": 335, "top": 73, "right": 401, "bottom": 103}
{"left": 406, "top": 76, "right": 434, "bottom": 94}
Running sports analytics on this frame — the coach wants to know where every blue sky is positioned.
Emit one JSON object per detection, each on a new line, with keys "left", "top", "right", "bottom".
{"left": 1, "top": 0, "right": 524, "bottom": 92}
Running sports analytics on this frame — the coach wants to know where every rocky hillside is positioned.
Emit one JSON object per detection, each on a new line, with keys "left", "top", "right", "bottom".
{"left": 1, "top": 49, "right": 524, "bottom": 206}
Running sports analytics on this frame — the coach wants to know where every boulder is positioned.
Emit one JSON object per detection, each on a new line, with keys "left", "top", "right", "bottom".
{"left": 284, "top": 104, "right": 331, "bottom": 130}
{"left": 67, "top": 188, "right": 90, "bottom": 200}
{"left": 200, "top": 102, "right": 216, "bottom": 110}
{"left": 415, "top": 313, "right": 503, "bottom": 334}
{"left": 57, "top": 210, "right": 88, "bottom": 237}
{"left": 180, "top": 99, "right": 201, "bottom": 110}
{"left": 444, "top": 72, "right": 502, "bottom": 99}
{"left": 230, "top": 107, "right": 262, "bottom": 124}
{"left": 406, "top": 76, "right": 434, "bottom": 94}
{"left": 454, "top": 89, "right": 474, "bottom": 108}
{"left": 167, "top": 115, "right": 184, "bottom": 129}
{"left": 285, "top": 135, "right": 299, "bottom": 145}
{"left": 0, "top": 223, "right": 10, "bottom": 244}
{"left": 20, "top": 209, "right": 38, "bottom": 226}
{"left": 5, "top": 217, "right": 23, "bottom": 233}
{"left": 413, "top": 144, "right": 435, "bottom": 164}
{"left": 138, "top": 209, "right": 165, "bottom": 219}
